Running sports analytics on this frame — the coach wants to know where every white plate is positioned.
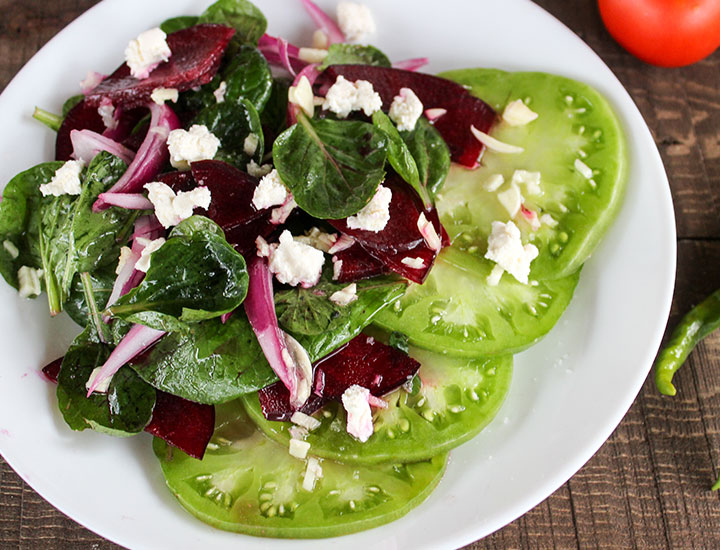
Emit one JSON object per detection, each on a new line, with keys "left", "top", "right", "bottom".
{"left": 0, "top": 0, "right": 675, "bottom": 548}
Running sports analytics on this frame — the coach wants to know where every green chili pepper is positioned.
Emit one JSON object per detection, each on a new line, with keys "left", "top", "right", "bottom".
{"left": 654, "top": 289, "right": 720, "bottom": 396}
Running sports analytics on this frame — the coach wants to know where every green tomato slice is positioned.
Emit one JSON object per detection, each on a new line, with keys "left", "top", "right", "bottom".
{"left": 242, "top": 347, "right": 511, "bottom": 465}
{"left": 437, "top": 69, "right": 628, "bottom": 280}
{"left": 153, "top": 402, "right": 447, "bottom": 538}
{"left": 372, "top": 247, "right": 579, "bottom": 357}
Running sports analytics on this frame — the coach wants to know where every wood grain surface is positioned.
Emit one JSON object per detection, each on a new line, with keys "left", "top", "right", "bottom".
{"left": 1, "top": 1, "right": 719, "bottom": 548}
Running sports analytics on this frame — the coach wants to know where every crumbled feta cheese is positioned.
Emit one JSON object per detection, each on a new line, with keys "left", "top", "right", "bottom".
{"left": 85, "top": 367, "right": 111, "bottom": 394}
{"left": 417, "top": 212, "right": 441, "bottom": 251}
{"left": 520, "top": 207, "right": 541, "bottom": 231}
{"left": 328, "top": 234, "right": 354, "bottom": 254}
{"left": 470, "top": 125, "right": 524, "bottom": 154}
{"left": 291, "top": 411, "right": 321, "bottom": 431}
{"left": 256, "top": 235, "right": 271, "bottom": 258}
{"left": 332, "top": 258, "right": 343, "bottom": 280}
{"left": 574, "top": 158, "right": 594, "bottom": 179}
{"left": 388, "top": 88, "right": 423, "bottom": 131}
{"left": 322, "top": 76, "right": 382, "bottom": 118}
{"left": 289, "top": 438, "right": 311, "bottom": 460}
{"left": 341, "top": 385, "right": 374, "bottom": 442}
{"left": 346, "top": 185, "right": 392, "bottom": 232}
{"left": 484, "top": 174, "right": 505, "bottom": 192}
{"left": 270, "top": 197, "right": 297, "bottom": 225}
{"left": 246, "top": 160, "right": 273, "bottom": 178}
{"left": 486, "top": 264, "right": 504, "bottom": 286}
{"left": 337, "top": 2, "right": 376, "bottom": 41}
{"left": 115, "top": 246, "right": 134, "bottom": 275}
{"left": 511, "top": 170, "right": 542, "bottom": 195}
{"left": 330, "top": 283, "right": 358, "bottom": 306}
{"left": 17, "top": 266, "right": 42, "bottom": 298}
{"left": 39, "top": 160, "right": 84, "bottom": 197}
{"left": 312, "top": 29, "right": 329, "bottom": 49}
{"left": 268, "top": 230, "right": 325, "bottom": 287}
{"left": 213, "top": 80, "right": 227, "bottom": 103}
{"left": 401, "top": 256, "right": 425, "bottom": 269}
{"left": 135, "top": 237, "right": 165, "bottom": 273}
{"left": 497, "top": 182, "right": 523, "bottom": 218}
{"left": 252, "top": 169, "right": 288, "bottom": 210}
{"left": 79, "top": 71, "right": 105, "bottom": 94}
{"left": 294, "top": 227, "right": 337, "bottom": 253}
{"left": 289, "top": 425, "right": 308, "bottom": 440}
{"left": 298, "top": 47, "right": 328, "bottom": 64}
{"left": 124, "top": 27, "right": 171, "bottom": 80}
{"left": 243, "top": 133, "right": 259, "bottom": 157}
{"left": 302, "top": 457, "right": 323, "bottom": 492}
{"left": 502, "top": 99, "right": 538, "bottom": 126}
{"left": 3, "top": 240, "right": 19, "bottom": 260}
{"left": 540, "top": 213, "right": 559, "bottom": 228}
{"left": 484, "top": 221, "right": 538, "bottom": 284}
{"left": 167, "top": 125, "right": 220, "bottom": 170}
{"left": 97, "top": 100, "right": 117, "bottom": 130}
{"left": 288, "top": 75, "right": 315, "bottom": 117}
{"left": 144, "top": 181, "right": 211, "bottom": 228}
{"left": 424, "top": 107, "right": 447, "bottom": 121}
{"left": 150, "top": 87, "right": 178, "bottom": 105}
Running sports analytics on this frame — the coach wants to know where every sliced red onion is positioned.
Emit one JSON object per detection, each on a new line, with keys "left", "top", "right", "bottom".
{"left": 327, "top": 233, "right": 354, "bottom": 254}
{"left": 132, "top": 214, "right": 164, "bottom": 240}
{"left": 277, "top": 37, "right": 297, "bottom": 77}
{"left": 368, "top": 394, "right": 388, "bottom": 409}
{"left": 71, "top": 129, "right": 136, "bottom": 166}
{"left": 93, "top": 102, "right": 180, "bottom": 211}
{"left": 80, "top": 71, "right": 107, "bottom": 94}
{"left": 392, "top": 57, "right": 430, "bottom": 72}
{"left": 244, "top": 257, "right": 311, "bottom": 408}
{"left": 288, "top": 64, "right": 322, "bottom": 125}
{"left": 258, "top": 34, "right": 306, "bottom": 73}
{"left": 270, "top": 196, "right": 297, "bottom": 225}
{"left": 300, "top": 0, "right": 345, "bottom": 44}
{"left": 424, "top": 107, "right": 447, "bottom": 122}
{"left": 95, "top": 192, "right": 153, "bottom": 210}
{"left": 86, "top": 323, "right": 165, "bottom": 396}
{"left": 220, "top": 310, "right": 234, "bottom": 324}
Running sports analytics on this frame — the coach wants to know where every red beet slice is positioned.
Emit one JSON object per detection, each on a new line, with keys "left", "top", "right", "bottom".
{"left": 329, "top": 173, "right": 444, "bottom": 284}
{"left": 332, "top": 242, "right": 389, "bottom": 283}
{"left": 313, "top": 334, "right": 420, "bottom": 400}
{"left": 41, "top": 357, "right": 63, "bottom": 383}
{"left": 257, "top": 381, "right": 327, "bottom": 422}
{"left": 159, "top": 160, "right": 275, "bottom": 255}
{"left": 144, "top": 391, "right": 215, "bottom": 459}
{"left": 316, "top": 65, "right": 496, "bottom": 168}
{"left": 55, "top": 101, "right": 106, "bottom": 161}
{"left": 85, "top": 24, "right": 235, "bottom": 109}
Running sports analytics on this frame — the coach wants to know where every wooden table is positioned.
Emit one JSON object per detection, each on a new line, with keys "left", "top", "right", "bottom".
{"left": 1, "top": 0, "right": 719, "bottom": 548}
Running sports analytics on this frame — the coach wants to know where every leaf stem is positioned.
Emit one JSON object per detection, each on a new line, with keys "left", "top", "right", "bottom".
{"left": 80, "top": 272, "right": 107, "bottom": 344}
{"left": 32, "top": 107, "right": 62, "bottom": 132}
{"left": 38, "top": 232, "right": 62, "bottom": 316}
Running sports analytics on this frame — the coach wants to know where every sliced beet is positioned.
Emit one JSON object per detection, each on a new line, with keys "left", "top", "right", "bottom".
{"left": 329, "top": 173, "right": 444, "bottom": 283}
{"left": 55, "top": 101, "right": 106, "bottom": 161}
{"left": 41, "top": 357, "right": 63, "bottom": 383}
{"left": 85, "top": 24, "right": 235, "bottom": 109}
{"left": 257, "top": 381, "right": 327, "bottom": 422}
{"left": 312, "top": 334, "right": 420, "bottom": 400}
{"left": 316, "top": 65, "right": 496, "bottom": 168}
{"left": 161, "top": 160, "right": 275, "bottom": 255}
{"left": 332, "top": 242, "right": 389, "bottom": 283}
{"left": 144, "top": 391, "right": 215, "bottom": 460}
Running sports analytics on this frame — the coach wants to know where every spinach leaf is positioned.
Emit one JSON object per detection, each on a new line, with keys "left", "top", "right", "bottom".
{"left": 388, "top": 331, "right": 410, "bottom": 354}
{"left": 107, "top": 216, "right": 248, "bottom": 332}
{"left": 192, "top": 99, "right": 263, "bottom": 169}
{"left": 319, "top": 44, "right": 391, "bottom": 70}
{"left": 65, "top": 265, "right": 115, "bottom": 328}
{"left": 372, "top": 111, "right": 427, "bottom": 205}
{"left": 273, "top": 115, "right": 388, "bottom": 219}
{"left": 160, "top": 15, "right": 199, "bottom": 34}
{"left": 129, "top": 313, "right": 277, "bottom": 404}
{"left": 401, "top": 118, "right": 451, "bottom": 199}
{"left": 277, "top": 275, "right": 407, "bottom": 361}
{"left": 62, "top": 95, "right": 84, "bottom": 117}
{"left": 178, "top": 45, "right": 273, "bottom": 114}
{"left": 198, "top": 0, "right": 267, "bottom": 45}
{"left": 57, "top": 328, "right": 155, "bottom": 435}
{"left": 261, "top": 78, "right": 290, "bottom": 141}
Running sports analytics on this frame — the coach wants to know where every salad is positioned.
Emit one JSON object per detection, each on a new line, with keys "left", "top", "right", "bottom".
{"left": 0, "top": 0, "right": 628, "bottom": 539}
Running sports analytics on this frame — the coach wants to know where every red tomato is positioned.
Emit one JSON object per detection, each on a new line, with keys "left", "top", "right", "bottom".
{"left": 598, "top": 0, "right": 720, "bottom": 67}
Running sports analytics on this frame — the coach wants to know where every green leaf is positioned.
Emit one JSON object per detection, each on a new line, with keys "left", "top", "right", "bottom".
{"left": 371, "top": 111, "right": 427, "bottom": 206}
{"left": 260, "top": 78, "right": 290, "bottom": 139}
{"left": 319, "top": 44, "right": 391, "bottom": 70}
{"left": 65, "top": 264, "right": 115, "bottom": 328}
{"left": 56, "top": 328, "right": 155, "bottom": 435}
{"left": 108, "top": 216, "right": 248, "bottom": 331}
{"left": 160, "top": 15, "right": 199, "bottom": 34}
{"left": 273, "top": 115, "right": 388, "bottom": 219}
{"left": 277, "top": 275, "right": 407, "bottom": 361}
{"left": 62, "top": 95, "right": 84, "bottom": 117}
{"left": 388, "top": 331, "right": 410, "bottom": 354}
{"left": 191, "top": 99, "right": 264, "bottom": 169}
{"left": 129, "top": 313, "right": 277, "bottom": 404}
{"left": 401, "top": 118, "right": 451, "bottom": 199}
{"left": 198, "top": 0, "right": 267, "bottom": 45}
